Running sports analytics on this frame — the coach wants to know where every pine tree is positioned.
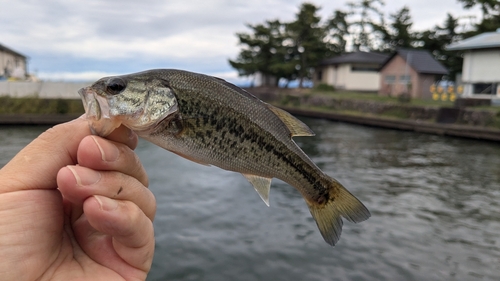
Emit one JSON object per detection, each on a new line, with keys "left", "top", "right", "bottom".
{"left": 387, "top": 6, "right": 414, "bottom": 50}
{"left": 416, "top": 13, "right": 463, "bottom": 80}
{"left": 229, "top": 20, "right": 288, "bottom": 86}
{"left": 287, "top": 3, "right": 333, "bottom": 87}
{"left": 326, "top": 10, "right": 350, "bottom": 53}
{"left": 346, "top": 0, "right": 386, "bottom": 51}
{"left": 458, "top": 0, "right": 500, "bottom": 36}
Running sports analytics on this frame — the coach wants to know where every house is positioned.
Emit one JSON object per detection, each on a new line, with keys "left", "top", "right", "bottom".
{"left": 379, "top": 49, "right": 448, "bottom": 99}
{"left": 0, "top": 43, "right": 28, "bottom": 80}
{"left": 314, "top": 51, "right": 389, "bottom": 92}
{"left": 446, "top": 29, "right": 500, "bottom": 98}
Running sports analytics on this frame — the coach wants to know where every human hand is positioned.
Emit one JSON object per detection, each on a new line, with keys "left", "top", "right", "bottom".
{"left": 0, "top": 117, "right": 156, "bottom": 281}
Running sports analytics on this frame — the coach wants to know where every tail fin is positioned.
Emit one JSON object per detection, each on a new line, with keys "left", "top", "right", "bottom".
{"left": 307, "top": 178, "right": 370, "bottom": 246}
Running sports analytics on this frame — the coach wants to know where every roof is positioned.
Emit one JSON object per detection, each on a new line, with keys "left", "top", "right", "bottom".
{"left": 0, "top": 43, "right": 27, "bottom": 59}
{"left": 319, "top": 51, "right": 389, "bottom": 66}
{"left": 446, "top": 29, "right": 500, "bottom": 51}
{"left": 380, "top": 49, "right": 448, "bottom": 75}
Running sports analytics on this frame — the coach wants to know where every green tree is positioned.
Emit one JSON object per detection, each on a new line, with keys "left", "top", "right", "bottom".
{"left": 229, "top": 3, "right": 333, "bottom": 88}
{"left": 346, "top": 0, "right": 386, "bottom": 51}
{"left": 286, "top": 2, "right": 333, "bottom": 87}
{"left": 326, "top": 10, "right": 350, "bottom": 53}
{"left": 415, "top": 13, "right": 463, "bottom": 80}
{"left": 229, "top": 20, "right": 287, "bottom": 86}
{"left": 387, "top": 6, "right": 414, "bottom": 50}
{"left": 458, "top": 0, "right": 500, "bottom": 36}
{"left": 457, "top": 0, "right": 499, "bottom": 15}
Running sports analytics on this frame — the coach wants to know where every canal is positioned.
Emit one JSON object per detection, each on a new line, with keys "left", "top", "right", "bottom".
{"left": 1, "top": 117, "right": 499, "bottom": 280}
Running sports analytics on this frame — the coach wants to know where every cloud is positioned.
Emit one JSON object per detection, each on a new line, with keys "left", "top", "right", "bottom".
{"left": 37, "top": 71, "right": 120, "bottom": 82}
{"left": 37, "top": 69, "right": 253, "bottom": 86}
{"left": 0, "top": 0, "right": 482, "bottom": 82}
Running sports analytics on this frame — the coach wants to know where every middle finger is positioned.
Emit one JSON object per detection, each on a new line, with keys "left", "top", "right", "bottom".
{"left": 57, "top": 166, "right": 156, "bottom": 221}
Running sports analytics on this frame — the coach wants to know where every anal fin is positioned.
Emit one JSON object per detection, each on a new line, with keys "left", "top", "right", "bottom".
{"left": 242, "top": 173, "right": 272, "bottom": 206}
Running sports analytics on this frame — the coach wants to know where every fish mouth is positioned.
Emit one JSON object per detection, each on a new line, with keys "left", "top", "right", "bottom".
{"left": 78, "top": 87, "right": 121, "bottom": 136}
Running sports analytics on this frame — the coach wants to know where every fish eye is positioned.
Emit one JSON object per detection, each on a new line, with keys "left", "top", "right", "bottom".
{"left": 105, "top": 77, "right": 127, "bottom": 95}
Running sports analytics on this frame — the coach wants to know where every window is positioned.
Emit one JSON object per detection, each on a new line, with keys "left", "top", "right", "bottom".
{"left": 399, "top": 75, "right": 411, "bottom": 84}
{"left": 385, "top": 75, "right": 396, "bottom": 84}
{"left": 316, "top": 70, "right": 323, "bottom": 81}
{"left": 473, "top": 83, "right": 494, "bottom": 95}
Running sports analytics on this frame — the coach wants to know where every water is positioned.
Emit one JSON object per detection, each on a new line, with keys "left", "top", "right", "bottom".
{"left": 1, "top": 119, "right": 500, "bottom": 280}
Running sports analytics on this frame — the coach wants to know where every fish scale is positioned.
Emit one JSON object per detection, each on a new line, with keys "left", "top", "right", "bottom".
{"left": 79, "top": 69, "right": 371, "bottom": 246}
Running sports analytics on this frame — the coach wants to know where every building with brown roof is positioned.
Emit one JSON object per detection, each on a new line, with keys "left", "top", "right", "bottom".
{"left": 378, "top": 49, "right": 448, "bottom": 99}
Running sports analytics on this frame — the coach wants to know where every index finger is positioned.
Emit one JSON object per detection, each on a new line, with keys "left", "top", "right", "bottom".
{"left": 0, "top": 117, "right": 91, "bottom": 193}
{"left": 0, "top": 117, "right": 139, "bottom": 194}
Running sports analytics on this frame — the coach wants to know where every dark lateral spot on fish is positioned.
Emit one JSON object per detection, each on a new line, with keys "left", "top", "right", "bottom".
{"left": 206, "top": 130, "right": 213, "bottom": 138}
{"left": 215, "top": 119, "right": 225, "bottom": 131}
{"left": 229, "top": 140, "right": 238, "bottom": 149}
{"left": 210, "top": 117, "right": 217, "bottom": 127}
{"left": 195, "top": 131, "right": 205, "bottom": 140}
{"left": 264, "top": 144, "right": 273, "bottom": 152}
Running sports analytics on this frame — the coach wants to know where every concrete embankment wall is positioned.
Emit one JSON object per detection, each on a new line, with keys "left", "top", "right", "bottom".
{"left": 246, "top": 87, "right": 500, "bottom": 142}
{"left": 246, "top": 87, "right": 499, "bottom": 128}
{"left": 0, "top": 81, "right": 89, "bottom": 99}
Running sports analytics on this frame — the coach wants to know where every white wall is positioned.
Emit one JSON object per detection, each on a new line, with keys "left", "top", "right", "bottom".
{"left": 345, "top": 70, "right": 380, "bottom": 91}
{"left": 463, "top": 49, "right": 500, "bottom": 83}
{"left": 338, "top": 65, "right": 350, "bottom": 89}
{"left": 323, "top": 66, "right": 336, "bottom": 85}
{"left": 0, "top": 81, "right": 91, "bottom": 99}
{"left": 331, "top": 64, "right": 379, "bottom": 91}
{"left": 0, "top": 51, "right": 27, "bottom": 78}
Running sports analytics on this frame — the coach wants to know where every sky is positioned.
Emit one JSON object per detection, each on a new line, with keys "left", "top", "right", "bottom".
{"left": 0, "top": 0, "right": 482, "bottom": 85}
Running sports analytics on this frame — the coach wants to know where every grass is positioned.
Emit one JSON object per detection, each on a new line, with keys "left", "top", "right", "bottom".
{"left": 274, "top": 88, "right": 500, "bottom": 129}
{"left": 308, "top": 89, "right": 456, "bottom": 107}
{"left": 0, "top": 96, "right": 84, "bottom": 114}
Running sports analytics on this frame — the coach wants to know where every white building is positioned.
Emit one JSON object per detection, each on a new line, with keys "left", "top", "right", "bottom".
{"left": 0, "top": 43, "right": 28, "bottom": 80}
{"left": 314, "top": 52, "right": 389, "bottom": 92}
{"left": 447, "top": 29, "right": 500, "bottom": 98}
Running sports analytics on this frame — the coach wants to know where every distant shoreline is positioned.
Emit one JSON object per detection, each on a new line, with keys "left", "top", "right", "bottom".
{"left": 1, "top": 90, "right": 499, "bottom": 142}
{"left": 1, "top": 111, "right": 499, "bottom": 142}
{"left": 0, "top": 114, "right": 81, "bottom": 125}
{"left": 281, "top": 107, "right": 500, "bottom": 142}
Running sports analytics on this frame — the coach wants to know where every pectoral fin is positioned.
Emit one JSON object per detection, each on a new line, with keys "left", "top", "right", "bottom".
{"left": 242, "top": 173, "right": 272, "bottom": 206}
{"left": 266, "top": 104, "right": 315, "bottom": 137}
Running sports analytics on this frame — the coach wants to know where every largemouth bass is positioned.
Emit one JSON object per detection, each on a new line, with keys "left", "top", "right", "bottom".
{"left": 78, "top": 69, "right": 370, "bottom": 246}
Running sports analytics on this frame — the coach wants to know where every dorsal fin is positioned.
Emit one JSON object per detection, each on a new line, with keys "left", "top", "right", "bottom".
{"left": 266, "top": 104, "right": 315, "bottom": 137}
{"left": 242, "top": 173, "right": 272, "bottom": 206}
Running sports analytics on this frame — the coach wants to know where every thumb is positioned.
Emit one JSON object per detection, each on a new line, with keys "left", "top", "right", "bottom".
{"left": 0, "top": 116, "right": 91, "bottom": 193}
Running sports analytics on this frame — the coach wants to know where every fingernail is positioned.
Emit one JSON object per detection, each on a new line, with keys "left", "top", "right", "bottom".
{"left": 91, "top": 136, "right": 119, "bottom": 162}
{"left": 94, "top": 195, "right": 119, "bottom": 211}
{"left": 68, "top": 166, "right": 101, "bottom": 186}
